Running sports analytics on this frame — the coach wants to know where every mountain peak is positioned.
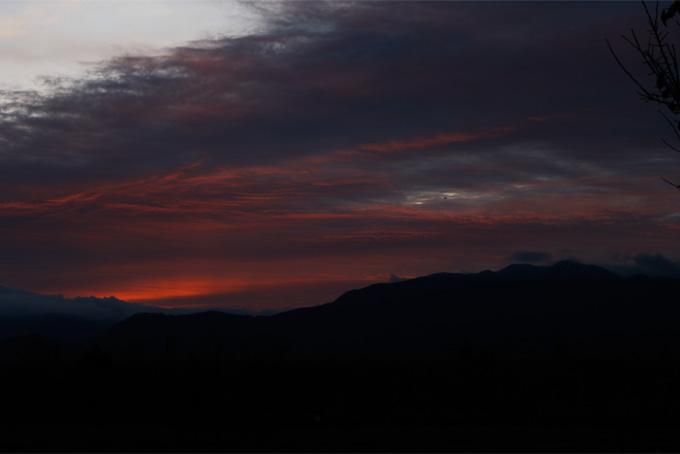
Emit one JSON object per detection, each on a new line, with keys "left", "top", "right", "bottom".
{"left": 498, "top": 260, "right": 617, "bottom": 280}
{"left": 0, "top": 286, "right": 165, "bottom": 321}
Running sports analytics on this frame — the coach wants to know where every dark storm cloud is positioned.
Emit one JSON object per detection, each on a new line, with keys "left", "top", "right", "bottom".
{"left": 1, "top": 1, "right": 679, "bottom": 308}
{"left": 0, "top": 2, "right": 667, "bottom": 192}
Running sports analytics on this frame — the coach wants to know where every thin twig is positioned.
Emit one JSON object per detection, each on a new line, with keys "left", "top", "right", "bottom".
{"left": 661, "top": 176, "right": 680, "bottom": 189}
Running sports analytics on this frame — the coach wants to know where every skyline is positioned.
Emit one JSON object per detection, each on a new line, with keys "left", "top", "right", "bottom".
{"left": 1, "top": 1, "right": 680, "bottom": 311}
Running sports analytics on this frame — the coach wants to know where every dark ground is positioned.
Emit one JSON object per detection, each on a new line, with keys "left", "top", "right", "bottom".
{"left": 2, "top": 261, "right": 680, "bottom": 451}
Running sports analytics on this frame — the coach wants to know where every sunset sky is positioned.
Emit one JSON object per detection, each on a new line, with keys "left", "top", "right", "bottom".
{"left": 1, "top": 1, "right": 679, "bottom": 312}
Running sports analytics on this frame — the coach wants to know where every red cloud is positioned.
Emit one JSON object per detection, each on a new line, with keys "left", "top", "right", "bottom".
{"left": 358, "top": 126, "right": 516, "bottom": 153}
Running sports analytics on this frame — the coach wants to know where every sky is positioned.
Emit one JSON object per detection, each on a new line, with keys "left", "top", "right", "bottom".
{"left": 1, "top": 1, "right": 679, "bottom": 312}
{"left": 0, "top": 0, "right": 261, "bottom": 92}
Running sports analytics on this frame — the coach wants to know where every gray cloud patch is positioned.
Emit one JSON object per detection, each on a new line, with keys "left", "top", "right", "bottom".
{"left": 0, "top": 285, "right": 162, "bottom": 320}
{"left": 632, "top": 254, "right": 680, "bottom": 277}
{"left": 510, "top": 251, "right": 553, "bottom": 264}
{"left": 606, "top": 253, "right": 680, "bottom": 278}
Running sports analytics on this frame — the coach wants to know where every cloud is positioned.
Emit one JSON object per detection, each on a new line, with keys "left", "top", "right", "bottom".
{"left": 0, "top": 2, "right": 663, "bottom": 184}
{"left": 632, "top": 254, "right": 680, "bottom": 277}
{"left": 510, "top": 251, "right": 553, "bottom": 264}
{"left": 604, "top": 253, "right": 680, "bottom": 278}
{"left": 0, "top": 285, "right": 161, "bottom": 320}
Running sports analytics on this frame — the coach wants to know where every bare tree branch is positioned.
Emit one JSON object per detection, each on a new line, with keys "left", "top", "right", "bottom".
{"left": 610, "top": 1, "right": 680, "bottom": 190}
{"left": 661, "top": 176, "right": 680, "bottom": 189}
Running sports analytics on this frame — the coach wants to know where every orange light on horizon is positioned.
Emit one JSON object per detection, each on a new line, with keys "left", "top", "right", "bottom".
{"left": 57, "top": 277, "right": 251, "bottom": 304}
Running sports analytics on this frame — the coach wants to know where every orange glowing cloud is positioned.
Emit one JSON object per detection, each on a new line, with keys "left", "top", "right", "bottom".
{"left": 301, "top": 125, "right": 519, "bottom": 167}
{"left": 93, "top": 277, "right": 250, "bottom": 303}
{"left": 358, "top": 126, "right": 516, "bottom": 153}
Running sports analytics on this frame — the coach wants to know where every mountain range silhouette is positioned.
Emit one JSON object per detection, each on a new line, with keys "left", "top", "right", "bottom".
{"left": 2, "top": 260, "right": 680, "bottom": 451}
{"left": 101, "top": 260, "right": 680, "bottom": 360}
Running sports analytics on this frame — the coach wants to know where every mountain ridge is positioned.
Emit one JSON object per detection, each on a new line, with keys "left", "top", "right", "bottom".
{"left": 1, "top": 260, "right": 675, "bottom": 343}
{"left": 103, "top": 260, "right": 680, "bottom": 360}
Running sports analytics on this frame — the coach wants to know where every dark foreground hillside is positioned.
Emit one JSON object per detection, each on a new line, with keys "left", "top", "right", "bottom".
{"left": 2, "top": 261, "right": 680, "bottom": 451}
